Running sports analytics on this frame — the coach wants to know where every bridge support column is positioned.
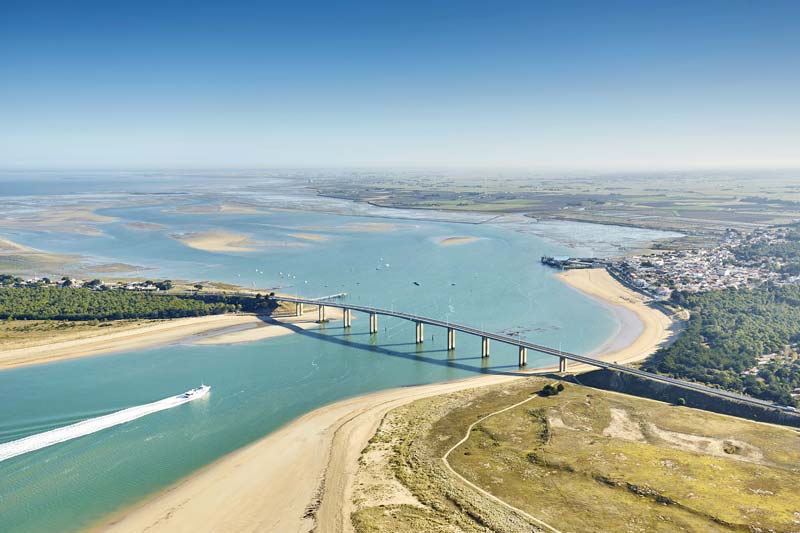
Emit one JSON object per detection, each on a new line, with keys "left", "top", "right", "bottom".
{"left": 559, "top": 356, "right": 568, "bottom": 373}
{"left": 317, "top": 305, "right": 326, "bottom": 323}
{"left": 447, "top": 328, "right": 455, "bottom": 351}
{"left": 415, "top": 322, "right": 424, "bottom": 344}
{"left": 296, "top": 302, "right": 304, "bottom": 317}
{"left": 481, "top": 337, "right": 490, "bottom": 358}
{"left": 343, "top": 308, "right": 352, "bottom": 328}
{"left": 518, "top": 346, "right": 527, "bottom": 367}
{"left": 369, "top": 313, "right": 378, "bottom": 334}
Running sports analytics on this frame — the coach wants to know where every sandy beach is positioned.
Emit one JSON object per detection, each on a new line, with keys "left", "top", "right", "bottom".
{"left": 0, "top": 310, "right": 334, "bottom": 371}
{"left": 98, "top": 268, "right": 677, "bottom": 533}
{"left": 556, "top": 268, "right": 678, "bottom": 365}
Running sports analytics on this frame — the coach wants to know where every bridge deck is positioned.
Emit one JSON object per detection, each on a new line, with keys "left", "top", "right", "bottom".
{"left": 272, "top": 296, "right": 780, "bottom": 410}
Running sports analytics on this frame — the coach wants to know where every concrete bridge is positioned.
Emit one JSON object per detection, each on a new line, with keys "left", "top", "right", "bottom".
{"left": 271, "top": 295, "right": 783, "bottom": 411}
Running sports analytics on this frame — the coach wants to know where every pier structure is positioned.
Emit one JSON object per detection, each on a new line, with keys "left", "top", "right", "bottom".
{"left": 270, "top": 295, "right": 781, "bottom": 410}
{"left": 481, "top": 336, "right": 490, "bottom": 358}
{"left": 446, "top": 327, "right": 455, "bottom": 351}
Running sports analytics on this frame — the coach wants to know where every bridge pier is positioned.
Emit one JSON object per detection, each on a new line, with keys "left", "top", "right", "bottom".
{"left": 317, "top": 305, "right": 326, "bottom": 323}
{"left": 415, "top": 321, "right": 424, "bottom": 344}
{"left": 518, "top": 346, "right": 527, "bottom": 367}
{"left": 343, "top": 308, "right": 352, "bottom": 328}
{"left": 446, "top": 328, "right": 455, "bottom": 351}
{"left": 369, "top": 313, "right": 378, "bottom": 334}
{"left": 295, "top": 302, "right": 304, "bottom": 317}
{"left": 559, "top": 356, "right": 568, "bottom": 373}
{"left": 481, "top": 336, "right": 490, "bottom": 358}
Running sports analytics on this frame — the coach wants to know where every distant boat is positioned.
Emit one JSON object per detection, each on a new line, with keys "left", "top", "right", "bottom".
{"left": 413, "top": 281, "right": 420, "bottom": 286}
{"left": 179, "top": 384, "right": 211, "bottom": 400}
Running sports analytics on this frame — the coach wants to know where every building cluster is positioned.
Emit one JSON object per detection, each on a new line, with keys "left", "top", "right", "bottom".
{"left": 0, "top": 275, "right": 167, "bottom": 292}
{"left": 609, "top": 228, "right": 797, "bottom": 300}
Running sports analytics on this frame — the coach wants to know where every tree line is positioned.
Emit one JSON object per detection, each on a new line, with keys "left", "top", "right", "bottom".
{"left": 0, "top": 286, "right": 275, "bottom": 321}
{"left": 645, "top": 285, "right": 800, "bottom": 406}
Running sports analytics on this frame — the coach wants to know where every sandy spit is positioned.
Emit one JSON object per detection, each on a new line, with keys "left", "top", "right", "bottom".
{"left": 194, "top": 308, "right": 343, "bottom": 345}
{"left": 98, "top": 268, "right": 676, "bottom": 533}
{"left": 0, "top": 314, "right": 259, "bottom": 370}
{"left": 438, "top": 236, "right": 480, "bottom": 246}
{"left": 0, "top": 309, "right": 340, "bottom": 371}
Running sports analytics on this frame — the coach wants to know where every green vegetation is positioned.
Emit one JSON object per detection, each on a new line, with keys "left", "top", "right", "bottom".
{"left": 353, "top": 379, "right": 800, "bottom": 533}
{"left": 646, "top": 286, "right": 800, "bottom": 406}
{"left": 539, "top": 382, "right": 564, "bottom": 396}
{"left": 0, "top": 286, "right": 275, "bottom": 321}
{"left": 734, "top": 230, "right": 800, "bottom": 275}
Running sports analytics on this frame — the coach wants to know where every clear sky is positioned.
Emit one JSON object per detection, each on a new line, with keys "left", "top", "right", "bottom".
{"left": 1, "top": 0, "right": 798, "bottom": 170}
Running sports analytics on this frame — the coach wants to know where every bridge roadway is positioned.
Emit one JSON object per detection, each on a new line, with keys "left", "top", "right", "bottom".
{"left": 272, "top": 296, "right": 781, "bottom": 411}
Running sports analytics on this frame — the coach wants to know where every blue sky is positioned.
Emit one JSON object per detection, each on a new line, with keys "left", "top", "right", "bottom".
{"left": 1, "top": 0, "right": 798, "bottom": 170}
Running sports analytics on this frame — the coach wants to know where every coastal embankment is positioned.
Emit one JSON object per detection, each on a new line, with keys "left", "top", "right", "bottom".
{"left": 99, "top": 269, "right": 676, "bottom": 532}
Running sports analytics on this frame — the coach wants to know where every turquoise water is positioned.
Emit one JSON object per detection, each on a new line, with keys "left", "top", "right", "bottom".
{"left": 0, "top": 188, "right": 671, "bottom": 531}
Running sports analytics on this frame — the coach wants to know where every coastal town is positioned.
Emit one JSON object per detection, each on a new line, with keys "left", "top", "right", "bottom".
{"left": 543, "top": 225, "right": 800, "bottom": 301}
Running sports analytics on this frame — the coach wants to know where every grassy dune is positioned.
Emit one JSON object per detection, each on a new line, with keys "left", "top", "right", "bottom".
{"left": 352, "top": 379, "right": 800, "bottom": 533}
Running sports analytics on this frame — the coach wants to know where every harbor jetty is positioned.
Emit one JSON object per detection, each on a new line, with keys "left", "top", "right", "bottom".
{"left": 540, "top": 256, "right": 606, "bottom": 270}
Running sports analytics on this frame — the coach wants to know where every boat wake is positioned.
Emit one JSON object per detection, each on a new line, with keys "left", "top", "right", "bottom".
{"left": 0, "top": 385, "right": 210, "bottom": 463}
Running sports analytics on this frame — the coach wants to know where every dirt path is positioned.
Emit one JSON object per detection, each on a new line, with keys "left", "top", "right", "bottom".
{"left": 441, "top": 393, "right": 564, "bottom": 533}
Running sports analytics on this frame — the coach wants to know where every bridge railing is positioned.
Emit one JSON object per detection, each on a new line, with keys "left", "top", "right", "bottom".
{"left": 268, "top": 295, "right": 782, "bottom": 411}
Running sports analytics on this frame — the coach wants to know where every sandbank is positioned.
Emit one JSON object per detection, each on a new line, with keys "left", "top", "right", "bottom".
{"left": 99, "top": 268, "right": 677, "bottom": 532}
{"left": 288, "top": 232, "right": 331, "bottom": 242}
{"left": 437, "top": 236, "right": 480, "bottom": 246}
{"left": 0, "top": 207, "right": 116, "bottom": 236}
{"left": 299, "top": 222, "right": 402, "bottom": 233}
{"left": 168, "top": 203, "right": 268, "bottom": 215}
{"left": 0, "top": 237, "right": 77, "bottom": 274}
{"left": 193, "top": 308, "right": 343, "bottom": 345}
{"left": 170, "top": 231, "right": 264, "bottom": 253}
{"left": 123, "top": 222, "right": 167, "bottom": 231}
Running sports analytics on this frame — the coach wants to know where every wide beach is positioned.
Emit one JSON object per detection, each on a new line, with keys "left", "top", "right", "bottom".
{"left": 98, "top": 268, "right": 676, "bottom": 532}
{"left": 0, "top": 309, "right": 340, "bottom": 371}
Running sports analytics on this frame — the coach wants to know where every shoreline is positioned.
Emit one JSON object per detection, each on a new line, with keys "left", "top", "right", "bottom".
{"left": 555, "top": 268, "right": 679, "bottom": 366}
{"left": 0, "top": 311, "right": 332, "bottom": 371}
{"left": 97, "top": 268, "right": 677, "bottom": 532}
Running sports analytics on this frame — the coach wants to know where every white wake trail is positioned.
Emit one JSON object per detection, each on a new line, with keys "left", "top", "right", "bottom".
{"left": 0, "top": 389, "right": 208, "bottom": 463}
